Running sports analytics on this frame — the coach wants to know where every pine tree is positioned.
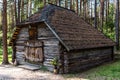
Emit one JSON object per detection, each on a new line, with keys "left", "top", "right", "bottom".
{"left": 2, "top": 0, "right": 9, "bottom": 64}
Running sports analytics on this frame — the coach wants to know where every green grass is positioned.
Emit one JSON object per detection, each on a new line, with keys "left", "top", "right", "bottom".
{"left": 0, "top": 46, "right": 12, "bottom": 63}
{"left": 39, "top": 65, "right": 48, "bottom": 72}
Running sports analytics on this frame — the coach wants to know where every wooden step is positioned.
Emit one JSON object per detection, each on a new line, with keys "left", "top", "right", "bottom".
{"left": 18, "top": 64, "right": 41, "bottom": 71}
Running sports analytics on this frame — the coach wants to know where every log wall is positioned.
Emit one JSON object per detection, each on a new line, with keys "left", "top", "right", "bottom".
{"left": 15, "top": 24, "right": 61, "bottom": 71}
{"left": 64, "top": 47, "right": 113, "bottom": 73}
{"left": 37, "top": 25, "right": 61, "bottom": 72}
{"left": 16, "top": 27, "right": 29, "bottom": 64}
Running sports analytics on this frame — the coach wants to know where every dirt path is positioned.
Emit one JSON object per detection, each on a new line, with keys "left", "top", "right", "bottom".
{"left": 0, "top": 65, "right": 65, "bottom": 80}
{"left": 0, "top": 65, "right": 91, "bottom": 80}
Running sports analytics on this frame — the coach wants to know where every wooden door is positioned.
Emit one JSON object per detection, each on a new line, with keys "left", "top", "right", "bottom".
{"left": 25, "top": 40, "right": 43, "bottom": 63}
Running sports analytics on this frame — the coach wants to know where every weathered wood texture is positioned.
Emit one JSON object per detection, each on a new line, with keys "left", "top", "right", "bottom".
{"left": 14, "top": 24, "right": 114, "bottom": 74}
{"left": 63, "top": 47, "right": 113, "bottom": 73}
{"left": 25, "top": 40, "right": 43, "bottom": 63}
{"left": 16, "top": 27, "right": 29, "bottom": 64}
{"left": 37, "top": 25, "right": 61, "bottom": 72}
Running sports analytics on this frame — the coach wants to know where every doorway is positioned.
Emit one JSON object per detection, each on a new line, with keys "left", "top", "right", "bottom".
{"left": 25, "top": 40, "right": 44, "bottom": 64}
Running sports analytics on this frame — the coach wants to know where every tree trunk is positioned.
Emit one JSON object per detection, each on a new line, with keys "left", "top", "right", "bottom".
{"left": 83, "top": 0, "right": 87, "bottom": 20}
{"left": 76, "top": 0, "right": 78, "bottom": 14}
{"left": 55, "top": 0, "right": 57, "bottom": 5}
{"left": 11, "top": 4, "right": 15, "bottom": 28}
{"left": 94, "top": 0, "right": 97, "bottom": 28}
{"left": 14, "top": 0, "right": 17, "bottom": 25}
{"left": 26, "top": 1, "right": 29, "bottom": 18}
{"left": 43, "top": 0, "right": 46, "bottom": 6}
{"left": 21, "top": 0, "right": 24, "bottom": 21}
{"left": 80, "top": 0, "right": 82, "bottom": 16}
{"left": 2, "top": 0, "right": 9, "bottom": 64}
{"left": 106, "top": 0, "right": 109, "bottom": 23}
{"left": 100, "top": 0, "right": 104, "bottom": 32}
{"left": 115, "top": 0, "right": 119, "bottom": 50}
{"left": 70, "top": 0, "right": 73, "bottom": 10}
{"left": 28, "top": 0, "right": 32, "bottom": 17}
{"left": 65, "top": 0, "right": 68, "bottom": 8}
{"left": 58, "top": 0, "right": 61, "bottom": 6}
{"left": 18, "top": 0, "right": 21, "bottom": 23}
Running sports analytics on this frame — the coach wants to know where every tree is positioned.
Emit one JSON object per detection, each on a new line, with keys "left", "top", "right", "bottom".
{"left": 2, "top": 0, "right": 9, "bottom": 64}
{"left": 17, "top": 0, "right": 21, "bottom": 23}
{"left": 76, "top": 0, "right": 78, "bottom": 14}
{"left": 115, "top": 0, "right": 119, "bottom": 50}
{"left": 100, "top": 0, "right": 104, "bottom": 32}
{"left": 21, "top": 0, "right": 24, "bottom": 21}
{"left": 65, "top": 0, "right": 68, "bottom": 8}
{"left": 43, "top": 0, "right": 46, "bottom": 6}
{"left": 80, "top": 0, "right": 83, "bottom": 16}
{"left": 70, "top": 0, "right": 73, "bottom": 10}
{"left": 83, "top": 0, "right": 87, "bottom": 20}
{"left": 105, "top": 0, "right": 109, "bottom": 23}
{"left": 14, "top": 0, "right": 17, "bottom": 25}
{"left": 94, "top": 0, "right": 97, "bottom": 28}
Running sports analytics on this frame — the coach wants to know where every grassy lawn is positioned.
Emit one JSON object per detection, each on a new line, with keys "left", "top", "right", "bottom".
{"left": 0, "top": 46, "right": 12, "bottom": 64}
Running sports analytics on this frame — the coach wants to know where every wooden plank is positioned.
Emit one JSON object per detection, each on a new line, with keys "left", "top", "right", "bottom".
{"left": 18, "top": 64, "right": 40, "bottom": 71}
{"left": 16, "top": 45, "right": 25, "bottom": 48}
{"left": 38, "top": 37, "right": 56, "bottom": 40}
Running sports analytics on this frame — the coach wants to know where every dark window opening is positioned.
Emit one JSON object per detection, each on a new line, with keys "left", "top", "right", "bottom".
{"left": 29, "top": 26, "right": 37, "bottom": 40}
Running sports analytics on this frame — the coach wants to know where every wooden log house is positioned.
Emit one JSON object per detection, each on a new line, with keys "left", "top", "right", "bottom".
{"left": 9, "top": 4, "right": 115, "bottom": 73}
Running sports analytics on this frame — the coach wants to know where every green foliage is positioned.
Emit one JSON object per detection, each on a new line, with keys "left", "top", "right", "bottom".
{"left": 103, "top": 21, "right": 115, "bottom": 40}
{"left": 103, "top": 3, "right": 115, "bottom": 40}
{"left": 50, "top": 57, "right": 58, "bottom": 66}
{"left": 32, "top": 0, "right": 44, "bottom": 13}
{"left": 0, "top": 46, "right": 12, "bottom": 63}
{"left": 39, "top": 65, "right": 48, "bottom": 72}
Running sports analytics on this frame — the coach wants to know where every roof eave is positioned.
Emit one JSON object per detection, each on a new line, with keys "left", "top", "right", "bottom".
{"left": 44, "top": 21, "right": 70, "bottom": 51}
{"left": 16, "top": 21, "right": 44, "bottom": 26}
{"left": 69, "top": 45, "right": 115, "bottom": 52}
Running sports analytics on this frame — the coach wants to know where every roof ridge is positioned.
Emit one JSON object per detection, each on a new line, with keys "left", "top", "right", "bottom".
{"left": 47, "top": 3, "right": 76, "bottom": 13}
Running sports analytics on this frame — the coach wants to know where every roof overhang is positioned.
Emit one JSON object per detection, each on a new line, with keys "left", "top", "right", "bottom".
{"left": 16, "top": 21, "right": 44, "bottom": 26}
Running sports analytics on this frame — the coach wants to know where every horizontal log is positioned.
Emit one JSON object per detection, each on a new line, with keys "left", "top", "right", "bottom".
{"left": 16, "top": 46, "right": 25, "bottom": 50}
{"left": 16, "top": 41, "right": 25, "bottom": 44}
{"left": 16, "top": 43, "right": 25, "bottom": 46}
{"left": 17, "top": 38, "right": 28, "bottom": 41}
{"left": 44, "top": 55, "right": 57, "bottom": 59}
{"left": 65, "top": 54, "right": 112, "bottom": 65}
{"left": 66, "top": 56, "right": 112, "bottom": 69}
{"left": 18, "top": 36, "right": 29, "bottom": 39}
{"left": 44, "top": 47, "right": 60, "bottom": 53}
{"left": 67, "top": 58, "right": 111, "bottom": 73}
{"left": 44, "top": 41, "right": 59, "bottom": 45}
{"left": 38, "top": 37, "right": 56, "bottom": 40}
{"left": 16, "top": 49, "right": 24, "bottom": 52}
{"left": 44, "top": 53, "right": 59, "bottom": 57}
{"left": 67, "top": 48, "right": 112, "bottom": 60}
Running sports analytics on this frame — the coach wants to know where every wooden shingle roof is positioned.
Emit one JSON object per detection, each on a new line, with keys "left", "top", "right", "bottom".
{"left": 9, "top": 4, "right": 115, "bottom": 51}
